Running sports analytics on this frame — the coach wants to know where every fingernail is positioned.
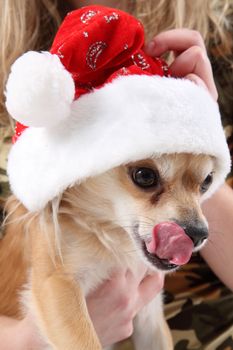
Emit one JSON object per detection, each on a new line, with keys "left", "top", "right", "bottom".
{"left": 145, "top": 40, "right": 156, "bottom": 54}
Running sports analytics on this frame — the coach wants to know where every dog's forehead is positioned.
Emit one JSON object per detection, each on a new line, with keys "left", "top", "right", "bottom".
{"left": 150, "top": 153, "right": 215, "bottom": 180}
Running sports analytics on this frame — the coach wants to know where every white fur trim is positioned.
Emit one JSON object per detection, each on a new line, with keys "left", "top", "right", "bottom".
{"left": 8, "top": 75, "right": 231, "bottom": 211}
{"left": 5, "top": 51, "right": 75, "bottom": 128}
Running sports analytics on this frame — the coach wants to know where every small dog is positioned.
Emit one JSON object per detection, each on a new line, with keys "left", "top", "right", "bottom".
{"left": 0, "top": 152, "right": 214, "bottom": 349}
{"left": 2, "top": 6, "right": 230, "bottom": 350}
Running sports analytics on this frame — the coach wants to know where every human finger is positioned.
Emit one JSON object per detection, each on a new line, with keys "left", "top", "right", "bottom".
{"left": 136, "top": 272, "right": 164, "bottom": 312}
{"left": 185, "top": 73, "right": 208, "bottom": 90}
{"left": 169, "top": 46, "right": 218, "bottom": 100}
{"left": 125, "top": 264, "right": 148, "bottom": 287}
{"left": 145, "top": 29, "right": 206, "bottom": 57}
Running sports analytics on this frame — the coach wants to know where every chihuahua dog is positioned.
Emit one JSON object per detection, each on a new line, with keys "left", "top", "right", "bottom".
{"left": 0, "top": 152, "right": 214, "bottom": 350}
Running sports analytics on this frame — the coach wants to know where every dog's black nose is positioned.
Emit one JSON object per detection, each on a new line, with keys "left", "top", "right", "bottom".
{"left": 183, "top": 224, "right": 208, "bottom": 247}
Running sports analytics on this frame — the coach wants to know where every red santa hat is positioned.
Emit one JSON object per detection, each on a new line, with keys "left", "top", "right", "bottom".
{"left": 5, "top": 5, "right": 231, "bottom": 211}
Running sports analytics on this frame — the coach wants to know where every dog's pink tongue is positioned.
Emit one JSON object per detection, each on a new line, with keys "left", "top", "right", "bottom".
{"left": 146, "top": 222, "right": 193, "bottom": 265}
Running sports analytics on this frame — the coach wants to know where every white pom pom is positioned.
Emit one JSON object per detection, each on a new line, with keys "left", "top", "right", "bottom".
{"left": 5, "top": 51, "right": 75, "bottom": 128}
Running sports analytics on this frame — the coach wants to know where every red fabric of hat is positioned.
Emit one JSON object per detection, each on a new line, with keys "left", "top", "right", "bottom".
{"left": 11, "top": 5, "right": 170, "bottom": 142}
{"left": 50, "top": 6, "right": 170, "bottom": 99}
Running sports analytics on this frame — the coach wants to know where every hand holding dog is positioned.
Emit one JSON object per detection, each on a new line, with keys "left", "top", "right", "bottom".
{"left": 0, "top": 268, "right": 164, "bottom": 349}
{"left": 87, "top": 266, "right": 164, "bottom": 347}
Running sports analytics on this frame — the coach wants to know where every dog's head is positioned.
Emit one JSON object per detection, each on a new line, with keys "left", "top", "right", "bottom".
{"left": 63, "top": 152, "right": 214, "bottom": 272}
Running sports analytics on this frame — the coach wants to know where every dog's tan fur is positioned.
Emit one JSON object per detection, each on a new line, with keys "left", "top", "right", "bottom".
{"left": 0, "top": 153, "right": 214, "bottom": 349}
{"left": 0, "top": 199, "right": 29, "bottom": 318}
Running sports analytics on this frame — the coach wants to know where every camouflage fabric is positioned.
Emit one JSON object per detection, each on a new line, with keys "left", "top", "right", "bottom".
{"left": 164, "top": 254, "right": 233, "bottom": 350}
{"left": 0, "top": 125, "right": 11, "bottom": 200}
{"left": 0, "top": 35, "right": 233, "bottom": 350}
{"left": 0, "top": 125, "right": 11, "bottom": 238}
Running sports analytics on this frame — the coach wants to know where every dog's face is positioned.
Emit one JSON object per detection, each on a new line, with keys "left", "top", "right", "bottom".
{"left": 64, "top": 153, "right": 214, "bottom": 272}
{"left": 113, "top": 153, "right": 214, "bottom": 271}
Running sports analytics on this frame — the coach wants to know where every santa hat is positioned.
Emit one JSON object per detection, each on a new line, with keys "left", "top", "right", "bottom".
{"left": 5, "top": 5, "right": 230, "bottom": 211}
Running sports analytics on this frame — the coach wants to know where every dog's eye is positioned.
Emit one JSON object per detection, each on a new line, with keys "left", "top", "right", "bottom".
{"left": 200, "top": 172, "right": 213, "bottom": 193}
{"left": 131, "top": 167, "right": 159, "bottom": 189}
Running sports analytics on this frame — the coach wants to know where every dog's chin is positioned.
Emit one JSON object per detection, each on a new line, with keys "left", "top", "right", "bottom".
{"left": 142, "top": 241, "right": 180, "bottom": 272}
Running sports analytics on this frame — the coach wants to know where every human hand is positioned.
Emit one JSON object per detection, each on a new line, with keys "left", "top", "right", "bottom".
{"left": 145, "top": 29, "right": 218, "bottom": 101}
{"left": 86, "top": 266, "right": 164, "bottom": 347}
{"left": 0, "top": 268, "right": 163, "bottom": 349}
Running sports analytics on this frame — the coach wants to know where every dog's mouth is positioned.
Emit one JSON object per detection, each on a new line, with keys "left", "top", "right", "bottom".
{"left": 142, "top": 242, "right": 179, "bottom": 271}
{"left": 141, "top": 222, "right": 194, "bottom": 271}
